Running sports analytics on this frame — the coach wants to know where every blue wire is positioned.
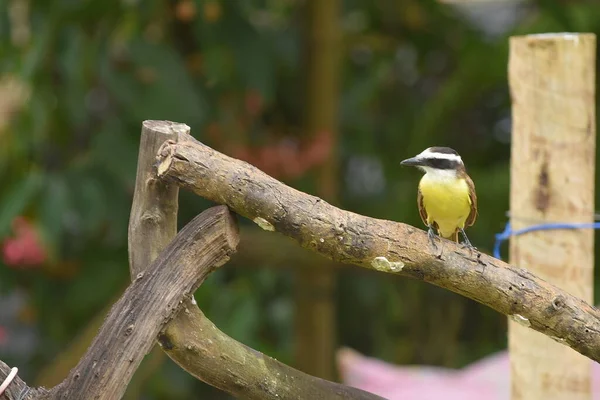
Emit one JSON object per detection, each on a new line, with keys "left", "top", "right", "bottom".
{"left": 493, "top": 221, "right": 600, "bottom": 260}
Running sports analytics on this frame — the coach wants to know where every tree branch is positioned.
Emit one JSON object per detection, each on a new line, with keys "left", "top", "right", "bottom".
{"left": 159, "top": 305, "right": 384, "bottom": 400}
{"left": 47, "top": 206, "right": 239, "bottom": 399}
{"left": 129, "top": 120, "right": 185, "bottom": 279}
{"left": 130, "top": 121, "right": 384, "bottom": 400}
{"left": 156, "top": 133, "right": 600, "bottom": 364}
{"left": 0, "top": 360, "right": 47, "bottom": 399}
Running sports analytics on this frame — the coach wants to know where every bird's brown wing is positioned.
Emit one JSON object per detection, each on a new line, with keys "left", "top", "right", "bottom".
{"left": 417, "top": 187, "right": 429, "bottom": 227}
{"left": 465, "top": 175, "right": 478, "bottom": 227}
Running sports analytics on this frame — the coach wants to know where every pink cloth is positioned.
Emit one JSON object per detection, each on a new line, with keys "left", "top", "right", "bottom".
{"left": 337, "top": 348, "right": 600, "bottom": 399}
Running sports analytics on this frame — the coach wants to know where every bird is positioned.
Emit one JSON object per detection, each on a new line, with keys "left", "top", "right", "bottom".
{"left": 400, "top": 146, "right": 477, "bottom": 250}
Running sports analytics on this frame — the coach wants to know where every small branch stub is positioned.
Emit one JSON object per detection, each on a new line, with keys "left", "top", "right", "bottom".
{"left": 253, "top": 217, "right": 275, "bottom": 231}
{"left": 510, "top": 314, "right": 531, "bottom": 327}
{"left": 371, "top": 256, "right": 404, "bottom": 272}
{"left": 156, "top": 139, "right": 177, "bottom": 176}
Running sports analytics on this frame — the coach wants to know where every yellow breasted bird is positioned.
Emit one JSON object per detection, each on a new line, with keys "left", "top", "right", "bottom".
{"left": 400, "top": 147, "right": 477, "bottom": 249}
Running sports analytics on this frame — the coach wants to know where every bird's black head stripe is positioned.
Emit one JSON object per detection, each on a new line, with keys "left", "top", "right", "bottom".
{"left": 426, "top": 158, "right": 459, "bottom": 170}
{"left": 428, "top": 146, "right": 458, "bottom": 155}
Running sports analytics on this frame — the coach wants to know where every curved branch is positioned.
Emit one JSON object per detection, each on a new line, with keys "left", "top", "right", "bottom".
{"left": 159, "top": 306, "right": 383, "bottom": 400}
{"left": 46, "top": 206, "right": 238, "bottom": 399}
{"left": 130, "top": 121, "right": 384, "bottom": 400}
{"left": 156, "top": 133, "right": 600, "bottom": 363}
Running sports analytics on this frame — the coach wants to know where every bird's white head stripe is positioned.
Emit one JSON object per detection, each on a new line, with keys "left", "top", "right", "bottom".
{"left": 418, "top": 148, "right": 462, "bottom": 163}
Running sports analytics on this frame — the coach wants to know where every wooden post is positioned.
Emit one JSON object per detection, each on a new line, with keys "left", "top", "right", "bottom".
{"left": 508, "top": 33, "right": 596, "bottom": 400}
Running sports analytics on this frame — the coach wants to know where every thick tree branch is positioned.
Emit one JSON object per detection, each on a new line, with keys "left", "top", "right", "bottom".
{"left": 46, "top": 206, "right": 239, "bottom": 399}
{"left": 129, "top": 120, "right": 185, "bottom": 279}
{"left": 156, "top": 133, "right": 600, "bottom": 364}
{"left": 159, "top": 305, "right": 383, "bottom": 400}
{"left": 130, "top": 121, "right": 383, "bottom": 400}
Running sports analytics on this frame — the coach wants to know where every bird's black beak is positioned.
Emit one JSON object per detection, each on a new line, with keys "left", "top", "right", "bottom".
{"left": 400, "top": 157, "right": 423, "bottom": 167}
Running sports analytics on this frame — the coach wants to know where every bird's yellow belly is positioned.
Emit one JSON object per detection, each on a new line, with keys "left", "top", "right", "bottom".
{"left": 420, "top": 177, "right": 471, "bottom": 238}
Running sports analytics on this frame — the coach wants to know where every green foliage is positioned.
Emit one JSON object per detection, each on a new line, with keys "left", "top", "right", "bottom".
{"left": 0, "top": 172, "right": 42, "bottom": 237}
{"left": 1, "top": 0, "right": 599, "bottom": 398}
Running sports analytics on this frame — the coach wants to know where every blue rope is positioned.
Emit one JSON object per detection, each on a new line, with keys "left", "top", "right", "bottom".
{"left": 493, "top": 220, "right": 600, "bottom": 260}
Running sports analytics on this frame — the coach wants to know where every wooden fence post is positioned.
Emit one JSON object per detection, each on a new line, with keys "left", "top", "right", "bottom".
{"left": 508, "top": 33, "right": 596, "bottom": 399}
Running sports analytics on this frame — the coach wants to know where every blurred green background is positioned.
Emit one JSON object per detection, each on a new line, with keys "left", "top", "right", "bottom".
{"left": 1, "top": 0, "right": 599, "bottom": 398}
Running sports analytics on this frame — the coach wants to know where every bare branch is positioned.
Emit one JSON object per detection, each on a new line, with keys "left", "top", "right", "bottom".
{"left": 159, "top": 306, "right": 384, "bottom": 400}
{"left": 130, "top": 121, "right": 383, "bottom": 400}
{"left": 47, "top": 206, "right": 239, "bottom": 399}
{"left": 156, "top": 134, "right": 600, "bottom": 363}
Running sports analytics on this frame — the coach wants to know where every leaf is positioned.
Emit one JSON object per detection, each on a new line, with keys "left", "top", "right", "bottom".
{"left": 38, "top": 174, "right": 71, "bottom": 255}
{"left": 58, "top": 27, "right": 88, "bottom": 127}
{"left": 69, "top": 174, "right": 107, "bottom": 234}
{"left": 202, "top": 45, "right": 235, "bottom": 86}
{"left": 102, "top": 38, "right": 208, "bottom": 127}
{"left": 65, "top": 256, "right": 125, "bottom": 319}
{"left": 227, "top": 292, "right": 260, "bottom": 344}
{"left": 0, "top": 172, "right": 43, "bottom": 237}
{"left": 20, "top": 18, "right": 56, "bottom": 80}
{"left": 231, "top": 33, "right": 275, "bottom": 102}
{"left": 537, "top": 0, "right": 573, "bottom": 31}
{"left": 90, "top": 117, "right": 138, "bottom": 185}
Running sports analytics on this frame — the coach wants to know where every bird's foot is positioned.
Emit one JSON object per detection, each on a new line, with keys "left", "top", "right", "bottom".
{"left": 459, "top": 237, "right": 476, "bottom": 250}
{"left": 459, "top": 229, "right": 478, "bottom": 254}
{"left": 460, "top": 242, "right": 478, "bottom": 252}
{"left": 427, "top": 227, "right": 437, "bottom": 248}
{"left": 428, "top": 227, "right": 443, "bottom": 259}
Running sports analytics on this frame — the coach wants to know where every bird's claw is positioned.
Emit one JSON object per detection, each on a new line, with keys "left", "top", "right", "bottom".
{"left": 459, "top": 229, "right": 478, "bottom": 254}
{"left": 428, "top": 226, "right": 443, "bottom": 258}
{"left": 460, "top": 241, "right": 476, "bottom": 250}
{"left": 427, "top": 227, "right": 437, "bottom": 248}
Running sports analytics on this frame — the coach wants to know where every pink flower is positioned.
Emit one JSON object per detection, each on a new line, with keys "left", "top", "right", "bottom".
{"left": 2, "top": 217, "right": 46, "bottom": 268}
